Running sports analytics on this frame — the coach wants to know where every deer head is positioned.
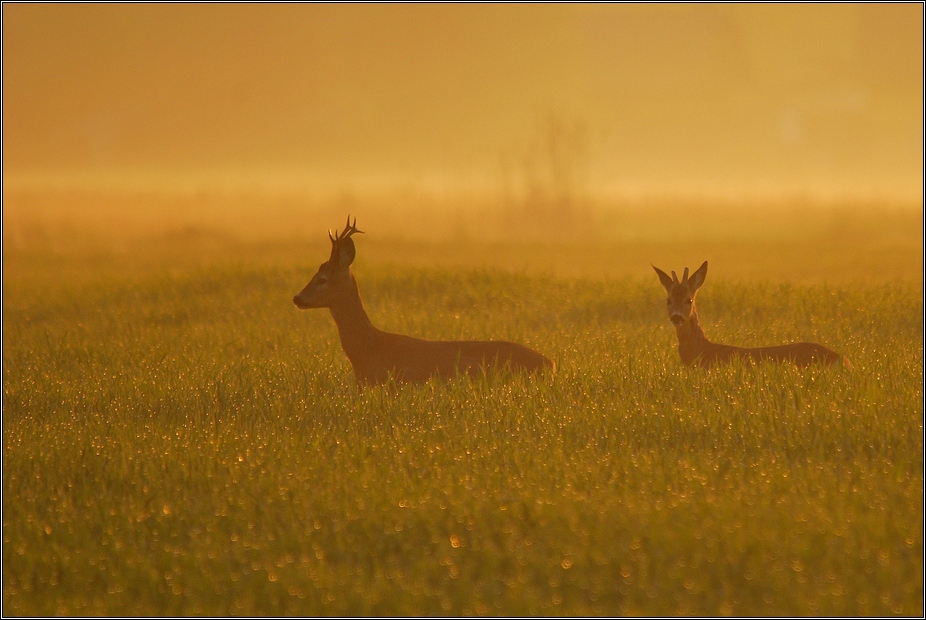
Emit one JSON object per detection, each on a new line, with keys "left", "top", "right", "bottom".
{"left": 652, "top": 261, "right": 708, "bottom": 327}
{"left": 293, "top": 216, "right": 364, "bottom": 309}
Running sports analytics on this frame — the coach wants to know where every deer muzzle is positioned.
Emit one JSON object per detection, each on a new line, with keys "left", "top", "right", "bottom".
{"left": 293, "top": 294, "right": 313, "bottom": 309}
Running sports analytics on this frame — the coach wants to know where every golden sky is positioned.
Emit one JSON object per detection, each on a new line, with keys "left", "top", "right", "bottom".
{"left": 3, "top": 3, "right": 923, "bottom": 198}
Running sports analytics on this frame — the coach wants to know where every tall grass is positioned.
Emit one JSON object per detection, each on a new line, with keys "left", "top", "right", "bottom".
{"left": 3, "top": 194, "right": 923, "bottom": 615}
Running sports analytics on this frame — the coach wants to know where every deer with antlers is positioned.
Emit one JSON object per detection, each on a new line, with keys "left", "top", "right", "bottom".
{"left": 653, "top": 261, "right": 851, "bottom": 369}
{"left": 293, "top": 217, "right": 554, "bottom": 386}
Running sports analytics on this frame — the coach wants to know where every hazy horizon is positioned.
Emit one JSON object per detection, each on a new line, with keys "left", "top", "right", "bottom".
{"left": 3, "top": 4, "right": 923, "bottom": 201}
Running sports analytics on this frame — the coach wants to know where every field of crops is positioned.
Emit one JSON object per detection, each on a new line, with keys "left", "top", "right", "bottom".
{"left": 3, "top": 190, "right": 923, "bottom": 615}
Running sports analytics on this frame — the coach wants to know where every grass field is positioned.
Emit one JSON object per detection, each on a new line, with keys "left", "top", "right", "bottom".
{"left": 2, "top": 190, "right": 923, "bottom": 615}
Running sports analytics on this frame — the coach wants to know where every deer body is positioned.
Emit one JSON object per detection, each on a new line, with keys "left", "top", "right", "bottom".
{"left": 653, "top": 261, "right": 849, "bottom": 369}
{"left": 294, "top": 217, "right": 553, "bottom": 386}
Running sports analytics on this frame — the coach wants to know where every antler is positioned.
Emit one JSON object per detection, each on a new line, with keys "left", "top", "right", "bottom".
{"left": 669, "top": 267, "right": 690, "bottom": 285}
{"left": 328, "top": 215, "right": 364, "bottom": 244}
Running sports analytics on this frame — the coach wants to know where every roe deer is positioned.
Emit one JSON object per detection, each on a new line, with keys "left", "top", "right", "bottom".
{"left": 652, "top": 261, "right": 851, "bottom": 369}
{"left": 293, "top": 217, "right": 554, "bottom": 386}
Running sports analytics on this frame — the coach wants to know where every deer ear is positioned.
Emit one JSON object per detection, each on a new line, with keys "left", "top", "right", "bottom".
{"left": 652, "top": 265, "right": 674, "bottom": 293}
{"left": 689, "top": 261, "right": 708, "bottom": 292}
{"left": 333, "top": 237, "right": 356, "bottom": 268}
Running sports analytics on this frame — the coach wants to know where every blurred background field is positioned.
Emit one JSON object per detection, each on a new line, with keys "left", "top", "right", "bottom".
{"left": 3, "top": 187, "right": 921, "bottom": 282}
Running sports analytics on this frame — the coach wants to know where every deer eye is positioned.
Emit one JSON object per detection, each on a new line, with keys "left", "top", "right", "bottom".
{"left": 316, "top": 276, "right": 328, "bottom": 285}
{"left": 686, "top": 299, "right": 693, "bottom": 304}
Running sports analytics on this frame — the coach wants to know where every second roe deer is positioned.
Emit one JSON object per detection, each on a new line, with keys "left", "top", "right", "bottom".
{"left": 293, "top": 217, "right": 554, "bottom": 386}
{"left": 652, "top": 261, "right": 851, "bottom": 369}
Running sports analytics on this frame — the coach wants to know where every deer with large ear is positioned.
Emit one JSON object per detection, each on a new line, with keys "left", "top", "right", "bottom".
{"left": 653, "top": 262, "right": 708, "bottom": 329}
{"left": 293, "top": 216, "right": 553, "bottom": 386}
{"left": 652, "top": 260, "right": 850, "bottom": 369}
{"left": 292, "top": 217, "right": 363, "bottom": 311}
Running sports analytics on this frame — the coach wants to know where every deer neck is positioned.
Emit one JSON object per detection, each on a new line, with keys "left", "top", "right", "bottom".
{"left": 676, "top": 306, "right": 711, "bottom": 364}
{"left": 327, "top": 274, "right": 378, "bottom": 363}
